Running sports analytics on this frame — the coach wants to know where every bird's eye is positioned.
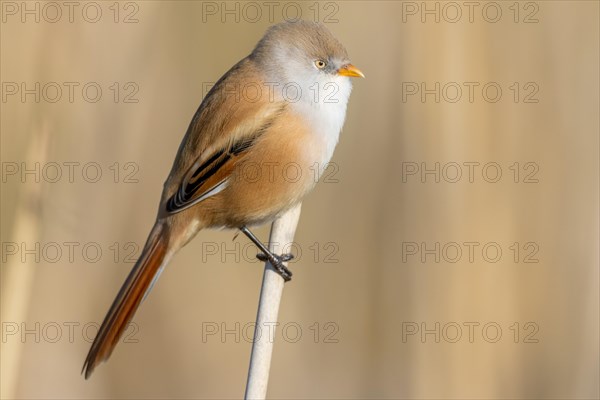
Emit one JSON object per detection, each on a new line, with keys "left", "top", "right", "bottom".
{"left": 315, "top": 60, "right": 327, "bottom": 69}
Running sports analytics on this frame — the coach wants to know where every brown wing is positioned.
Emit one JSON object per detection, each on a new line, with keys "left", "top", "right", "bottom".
{"left": 166, "top": 129, "right": 263, "bottom": 213}
{"left": 161, "top": 56, "right": 286, "bottom": 214}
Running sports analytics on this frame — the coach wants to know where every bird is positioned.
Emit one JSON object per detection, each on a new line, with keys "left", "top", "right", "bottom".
{"left": 82, "top": 20, "right": 364, "bottom": 378}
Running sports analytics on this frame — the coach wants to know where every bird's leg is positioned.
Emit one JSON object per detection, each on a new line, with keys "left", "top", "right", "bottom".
{"left": 240, "top": 226, "right": 293, "bottom": 282}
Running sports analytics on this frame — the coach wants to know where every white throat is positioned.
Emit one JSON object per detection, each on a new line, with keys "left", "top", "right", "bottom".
{"left": 288, "top": 71, "right": 353, "bottom": 170}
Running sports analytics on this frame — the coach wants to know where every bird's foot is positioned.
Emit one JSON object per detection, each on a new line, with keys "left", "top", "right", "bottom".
{"left": 256, "top": 253, "right": 294, "bottom": 281}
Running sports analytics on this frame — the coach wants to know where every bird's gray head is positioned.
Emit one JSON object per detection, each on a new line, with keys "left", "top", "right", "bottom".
{"left": 251, "top": 21, "right": 364, "bottom": 172}
{"left": 251, "top": 20, "right": 364, "bottom": 84}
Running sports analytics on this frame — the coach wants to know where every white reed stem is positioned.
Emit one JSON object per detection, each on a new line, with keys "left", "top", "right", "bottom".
{"left": 244, "top": 204, "right": 302, "bottom": 400}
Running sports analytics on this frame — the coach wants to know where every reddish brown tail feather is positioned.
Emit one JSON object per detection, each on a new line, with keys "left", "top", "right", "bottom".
{"left": 83, "top": 223, "right": 170, "bottom": 379}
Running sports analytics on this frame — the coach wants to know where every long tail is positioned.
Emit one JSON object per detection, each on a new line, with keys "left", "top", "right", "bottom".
{"left": 83, "top": 222, "right": 172, "bottom": 379}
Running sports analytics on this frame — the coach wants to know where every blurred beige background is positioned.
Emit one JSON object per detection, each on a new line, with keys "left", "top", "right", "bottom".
{"left": 1, "top": 1, "right": 598, "bottom": 399}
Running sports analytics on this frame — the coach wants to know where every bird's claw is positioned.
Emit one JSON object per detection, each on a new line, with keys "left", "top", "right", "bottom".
{"left": 256, "top": 253, "right": 294, "bottom": 281}
{"left": 257, "top": 253, "right": 294, "bottom": 262}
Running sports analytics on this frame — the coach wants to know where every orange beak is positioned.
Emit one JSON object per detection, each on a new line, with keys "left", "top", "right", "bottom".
{"left": 337, "top": 64, "right": 365, "bottom": 78}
